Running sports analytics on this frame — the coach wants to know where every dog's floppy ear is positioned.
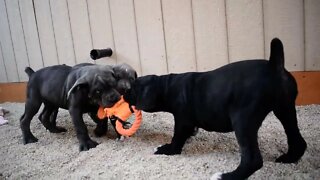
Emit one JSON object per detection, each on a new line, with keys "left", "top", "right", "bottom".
{"left": 67, "top": 74, "right": 89, "bottom": 99}
{"left": 93, "top": 74, "right": 108, "bottom": 86}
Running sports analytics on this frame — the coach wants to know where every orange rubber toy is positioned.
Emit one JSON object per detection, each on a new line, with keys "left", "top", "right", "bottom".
{"left": 97, "top": 96, "right": 142, "bottom": 137}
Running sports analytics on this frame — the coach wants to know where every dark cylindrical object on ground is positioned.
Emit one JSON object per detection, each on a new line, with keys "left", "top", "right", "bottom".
{"left": 90, "top": 48, "right": 113, "bottom": 60}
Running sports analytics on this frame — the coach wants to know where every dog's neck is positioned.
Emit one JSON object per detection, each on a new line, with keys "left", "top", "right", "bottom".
{"left": 156, "top": 74, "right": 190, "bottom": 113}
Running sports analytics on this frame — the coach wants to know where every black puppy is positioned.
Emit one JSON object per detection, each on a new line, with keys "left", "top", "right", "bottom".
{"left": 21, "top": 64, "right": 121, "bottom": 151}
{"left": 25, "top": 63, "right": 137, "bottom": 139}
{"left": 72, "top": 63, "right": 137, "bottom": 94}
{"left": 66, "top": 63, "right": 137, "bottom": 137}
{"left": 124, "top": 38, "right": 307, "bottom": 179}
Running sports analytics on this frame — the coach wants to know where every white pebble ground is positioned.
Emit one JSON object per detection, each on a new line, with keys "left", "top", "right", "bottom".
{"left": 0, "top": 103, "right": 319, "bottom": 179}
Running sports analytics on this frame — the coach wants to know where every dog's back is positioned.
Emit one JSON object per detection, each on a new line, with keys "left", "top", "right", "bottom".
{"left": 193, "top": 38, "right": 298, "bottom": 130}
{"left": 26, "top": 65, "right": 72, "bottom": 108}
{"left": 124, "top": 38, "right": 306, "bottom": 179}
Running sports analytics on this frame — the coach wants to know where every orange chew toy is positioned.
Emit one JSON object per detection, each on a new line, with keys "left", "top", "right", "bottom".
{"left": 97, "top": 96, "right": 142, "bottom": 137}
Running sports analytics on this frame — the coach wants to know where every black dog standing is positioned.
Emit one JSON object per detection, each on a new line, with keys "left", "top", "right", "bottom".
{"left": 124, "top": 38, "right": 307, "bottom": 179}
{"left": 20, "top": 64, "right": 121, "bottom": 151}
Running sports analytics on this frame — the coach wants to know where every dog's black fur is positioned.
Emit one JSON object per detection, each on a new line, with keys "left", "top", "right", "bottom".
{"left": 67, "top": 63, "right": 137, "bottom": 138}
{"left": 124, "top": 38, "right": 307, "bottom": 179}
{"left": 113, "top": 63, "right": 138, "bottom": 94}
{"left": 20, "top": 64, "right": 121, "bottom": 151}
{"left": 23, "top": 62, "right": 137, "bottom": 141}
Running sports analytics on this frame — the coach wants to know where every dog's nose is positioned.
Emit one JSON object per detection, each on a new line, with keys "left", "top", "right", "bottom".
{"left": 117, "top": 80, "right": 131, "bottom": 94}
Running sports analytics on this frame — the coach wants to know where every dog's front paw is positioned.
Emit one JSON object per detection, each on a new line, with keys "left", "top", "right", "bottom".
{"left": 23, "top": 135, "right": 38, "bottom": 144}
{"left": 154, "top": 144, "right": 181, "bottom": 155}
{"left": 79, "top": 139, "right": 99, "bottom": 151}
{"left": 276, "top": 153, "right": 300, "bottom": 163}
{"left": 276, "top": 140, "right": 306, "bottom": 163}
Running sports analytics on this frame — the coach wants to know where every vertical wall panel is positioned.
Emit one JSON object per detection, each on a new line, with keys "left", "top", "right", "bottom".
{"left": 6, "top": 0, "right": 29, "bottom": 81}
{"left": 34, "top": 0, "right": 59, "bottom": 66}
{"left": 67, "top": 0, "right": 93, "bottom": 64}
{"left": 226, "top": 0, "right": 264, "bottom": 62}
{"left": 192, "top": 0, "right": 228, "bottom": 71}
{"left": 134, "top": 0, "right": 167, "bottom": 75}
{"left": 0, "top": 0, "right": 320, "bottom": 83}
{"left": 19, "top": 0, "right": 43, "bottom": 70}
{"left": 0, "top": 0, "right": 19, "bottom": 82}
{"left": 109, "top": 0, "right": 141, "bottom": 75}
{"left": 305, "top": 0, "right": 320, "bottom": 71}
{"left": 0, "top": 44, "right": 7, "bottom": 82}
{"left": 162, "top": 0, "right": 196, "bottom": 73}
{"left": 87, "top": 0, "right": 116, "bottom": 65}
{"left": 50, "top": 0, "right": 76, "bottom": 66}
{"left": 263, "top": 0, "right": 304, "bottom": 71}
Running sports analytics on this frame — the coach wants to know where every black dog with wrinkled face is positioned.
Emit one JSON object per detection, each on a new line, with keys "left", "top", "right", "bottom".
{"left": 67, "top": 63, "right": 137, "bottom": 138}
{"left": 124, "top": 38, "right": 307, "bottom": 179}
{"left": 72, "top": 63, "right": 137, "bottom": 94}
{"left": 20, "top": 64, "right": 121, "bottom": 151}
{"left": 23, "top": 63, "right": 137, "bottom": 142}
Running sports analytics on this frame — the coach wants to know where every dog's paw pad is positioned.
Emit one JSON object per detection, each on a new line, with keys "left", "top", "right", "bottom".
{"left": 210, "top": 172, "right": 222, "bottom": 180}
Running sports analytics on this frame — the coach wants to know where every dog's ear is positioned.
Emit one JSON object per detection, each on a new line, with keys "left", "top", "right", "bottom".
{"left": 67, "top": 75, "right": 89, "bottom": 99}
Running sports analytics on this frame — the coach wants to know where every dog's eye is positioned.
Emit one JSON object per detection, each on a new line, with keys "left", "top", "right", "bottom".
{"left": 95, "top": 90, "right": 101, "bottom": 95}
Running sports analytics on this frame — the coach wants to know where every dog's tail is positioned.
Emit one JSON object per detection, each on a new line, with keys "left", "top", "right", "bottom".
{"left": 269, "top": 38, "right": 285, "bottom": 71}
{"left": 25, "top": 67, "right": 35, "bottom": 78}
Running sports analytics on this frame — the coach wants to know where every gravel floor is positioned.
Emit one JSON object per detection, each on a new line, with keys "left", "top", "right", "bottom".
{"left": 0, "top": 102, "right": 319, "bottom": 180}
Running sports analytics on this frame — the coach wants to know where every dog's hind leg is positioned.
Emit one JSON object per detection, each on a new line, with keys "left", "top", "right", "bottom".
{"left": 214, "top": 110, "right": 265, "bottom": 180}
{"left": 273, "top": 102, "right": 307, "bottom": 163}
{"left": 49, "top": 108, "right": 67, "bottom": 133}
{"left": 38, "top": 105, "right": 52, "bottom": 130}
{"left": 38, "top": 105, "right": 67, "bottom": 133}
{"left": 20, "top": 99, "right": 42, "bottom": 144}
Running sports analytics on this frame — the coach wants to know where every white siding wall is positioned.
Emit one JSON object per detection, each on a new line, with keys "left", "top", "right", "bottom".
{"left": 305, "top": 0, "right": 320, "bottom": 71}
{"left": 226, "top": 0, "right": 265, "bottom": 62}
{"left": 192, "top": 0, "right": 228, "bottom": 71}
{"left": 6, "top": 0, "right": 30, "bottom": 81}
{"left": 263, "top": 0, "right": 305, "bottom": 71}
{"left": 33, "top": 0, "right": 59, "bottom": 66}
{"left": 110, "top": 0, "right": 141, "bottom": 74}
{"left": 0, "top": 0, "right": 319, "bottom": 82}
{"left": 0, "top": 0, "right": 19, "bottom": 82}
